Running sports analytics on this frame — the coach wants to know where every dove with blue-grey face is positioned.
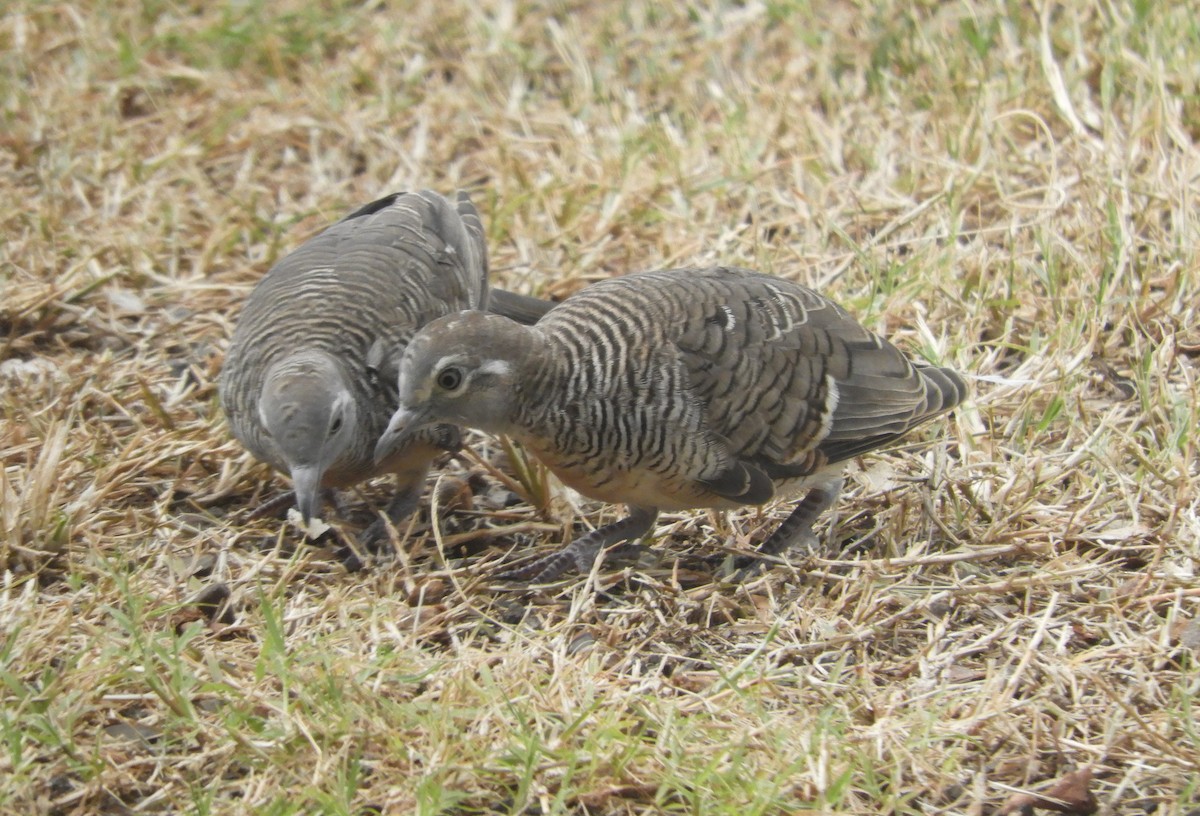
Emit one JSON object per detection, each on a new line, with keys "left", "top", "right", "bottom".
{"left": 220, "top": 190, "right": 551, "bottom": 540}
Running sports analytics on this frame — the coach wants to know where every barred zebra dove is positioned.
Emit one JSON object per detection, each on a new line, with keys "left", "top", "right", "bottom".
{"left": 219, "top": 190, "right": 551, "bottom": 538}
{"left": 373, "top": 266, "right": 965, "bottom": 582}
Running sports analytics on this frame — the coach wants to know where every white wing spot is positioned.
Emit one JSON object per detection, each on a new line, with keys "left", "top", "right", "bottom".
{"left": 816, "top": 375, "right": 839, "bottom": 443}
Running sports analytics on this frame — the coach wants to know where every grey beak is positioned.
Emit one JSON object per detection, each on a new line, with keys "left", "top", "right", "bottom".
{"left": 290, "top": 464, "right": 323, "bottom": 525}
{"left": 374, "top": 405, "right": 429, "bottom": 466}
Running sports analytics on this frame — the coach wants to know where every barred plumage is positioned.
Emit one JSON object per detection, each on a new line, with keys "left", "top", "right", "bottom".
{"left": 219, "top": 190, "right": 552, "bottom": 537}
{"left": 374, "top": 266, "right": 966, "bottom": 581}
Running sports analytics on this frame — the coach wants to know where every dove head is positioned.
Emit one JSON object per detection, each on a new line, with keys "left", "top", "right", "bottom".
{"left": 374, "top": 311, "right": 534, "bottom": 464}
{"left": 259, "top": 351, "right": 358, "bottom": 523}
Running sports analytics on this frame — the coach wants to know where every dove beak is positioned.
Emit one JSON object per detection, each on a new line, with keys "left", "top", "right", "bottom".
{"left": 374, "top": 405, "right": 432, "bottom": 466}
{"left": 290, "top": 464, "right": 323, "bottom": 525}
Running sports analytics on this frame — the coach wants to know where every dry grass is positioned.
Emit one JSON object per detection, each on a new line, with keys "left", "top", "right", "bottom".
{"left": 2, "top": 0, "right": 1198, "bottom": 813}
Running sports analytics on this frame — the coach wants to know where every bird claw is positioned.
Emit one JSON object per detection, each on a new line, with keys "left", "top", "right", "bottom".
{"left": 245, "top": 491, "right": 300, "bottom": 521}
{"left": 495, "top": 540, "right": 648, "bottom": 584}
{"left": 495, "top": 548, "right": 578, "bottom": 584}
{"left": 496, "top": 536, "right": 604, "bottom": 583}
{"left": 495, "top": 510, "right": 657, "bottom": 585}
{"left": 726, "top": 529, "right": 822, "bottom": 582}
{"left": 356, "top": 519, "right": 397, "bottom": 557}
{"left": 245, "top": 487, "right": 341, "bottom": 522}
{"left": 330, "top": 540, "right": 366, "bottom": 573}
{"left": 727, "top": 553, "right": 774, "bottom": 582}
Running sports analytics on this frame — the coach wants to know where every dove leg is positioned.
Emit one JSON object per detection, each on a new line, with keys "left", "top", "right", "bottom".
{"left": 360, "top": 426, "right": 461, "bottom": 552}
{"left": 499, "top": 506, "right": 658, "bottom": 584}
{"left": 758, "top": 476, "right": 843, "bottom": 558}
{"left": 732, "top": 476, "right": 843, "bottom": 579}
{"left": 357, "top": 477, "right": 429, "bottom": 553}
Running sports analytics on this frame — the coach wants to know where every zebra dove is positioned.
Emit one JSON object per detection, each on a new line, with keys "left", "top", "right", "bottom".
{"left": 373, "top": 266, "right": 965, "bottom": 582}
{"left": 219, "top": 189, "right": 551, "bottom": 538}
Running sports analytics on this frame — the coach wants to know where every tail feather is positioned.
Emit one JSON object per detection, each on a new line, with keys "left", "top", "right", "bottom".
{"left": 916, "top": 364, "right": 968, "bottom": 418}
{"left": 488, "top": 288, "right": 556, "bottom": 326}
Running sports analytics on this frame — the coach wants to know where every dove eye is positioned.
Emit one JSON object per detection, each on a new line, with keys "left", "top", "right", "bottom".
{"left": 436, "top": 367, "right": 464, "bottom": 392}
{"left": 329, "top": 415, "right": 344, "bottom": 435}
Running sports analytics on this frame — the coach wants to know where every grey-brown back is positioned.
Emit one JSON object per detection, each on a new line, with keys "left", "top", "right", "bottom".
{"left": 515, "top": 266, "right": 964, "bottom": 506}
{"left": 220, "top": 190, "right": 491, "bottom": 482}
